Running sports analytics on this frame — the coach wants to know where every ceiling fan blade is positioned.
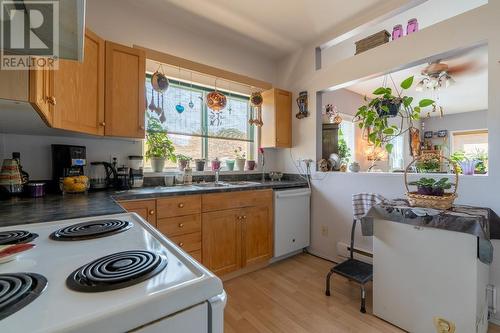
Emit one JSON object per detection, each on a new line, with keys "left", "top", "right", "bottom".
{"left": 446, "top": 61, "right": 482, "bottom": 75}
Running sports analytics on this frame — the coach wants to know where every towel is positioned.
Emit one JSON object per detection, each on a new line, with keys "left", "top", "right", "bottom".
{"left": 352, "top": 193, "right": 391, "bottom": 220}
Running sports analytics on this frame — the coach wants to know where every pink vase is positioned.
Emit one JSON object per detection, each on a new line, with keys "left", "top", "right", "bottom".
{"left": 392, "top": 24, "right": 404, "bottom": 40}
{"left": 211, "top": 160, "right": 221, "bottom": 171}
{"left": 406, "top": 18, "right": 419, "bottom": 35}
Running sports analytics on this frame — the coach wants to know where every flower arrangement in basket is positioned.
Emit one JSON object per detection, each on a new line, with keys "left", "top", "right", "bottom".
{"left": 404, "top": 153, "right": 458, "bottom": 210}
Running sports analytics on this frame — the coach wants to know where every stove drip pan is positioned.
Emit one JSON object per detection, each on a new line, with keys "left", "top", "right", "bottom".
{"left": 67, "top": 250, "right": 167, "bottom": 292}
{"left": 50, "top": 220, "right": 132, "bottom": 241}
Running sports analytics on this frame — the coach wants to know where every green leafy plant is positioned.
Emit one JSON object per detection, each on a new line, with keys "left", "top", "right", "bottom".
{"left": 234, "top": 147, "right": 246, "bottom": 159}
{"left": 176, "top": 154, "right": 192, "bottom": 162}
{"left": 408, "top": 177, "right": 453, "bottom": 196}
{"left": 355, "top": 76, "right": 435, "bottom": 154}
{"left": 338, "top": 128, "right": 351, "bottom": 164}
{"left": 416, "top": 158, "right": 440, "bottom": 173}
{"left": 450, "top": 149, "right": 488, "bottom": 174}
{"left": 145, "top": 116, "right": 176, "bottom": 162}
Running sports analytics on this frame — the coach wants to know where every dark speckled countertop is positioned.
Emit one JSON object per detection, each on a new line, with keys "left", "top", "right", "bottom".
{"left": 0, "top": 180, "right": 308, "bottom": 226}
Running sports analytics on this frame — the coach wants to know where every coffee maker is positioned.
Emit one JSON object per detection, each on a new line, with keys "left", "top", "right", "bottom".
{"left": 51, "top": 145, "right": 87, "bottom": 187}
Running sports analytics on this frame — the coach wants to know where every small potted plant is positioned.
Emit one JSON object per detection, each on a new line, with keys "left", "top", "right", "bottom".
{"left": 225, "top": 159, "right": 235, "bottom": 171}
{"left": 408, "top": 177, "right": 453, "bottom": 196}
{"left": 416, "top": 157, "right": 440, "bottom": 173}
{"left": 234, "top": 147, "right": 246, "bottom": 171}
{"left": 338, "top": 128, "right": 351, "bottom": 172}
{"left": 176, "top": 154, "right": 192, "bottom": 171}
{"left": 145, "top": 117, "right": 176, "bottom": 172}
{"left": 194, "top": 159, "right": 206, "bottom": 171}
{"left": 355, "top": 76, "right": 434, "bottom": 154}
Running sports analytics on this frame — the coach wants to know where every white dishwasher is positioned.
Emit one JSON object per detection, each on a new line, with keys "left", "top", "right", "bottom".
{"left": 274, "top": 187, "right": 311, "bottom": 259}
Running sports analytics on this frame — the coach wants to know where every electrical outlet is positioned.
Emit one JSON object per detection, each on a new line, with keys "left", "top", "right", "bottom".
{"left": 321, "top": 225, "right": 328, "bottom": 237}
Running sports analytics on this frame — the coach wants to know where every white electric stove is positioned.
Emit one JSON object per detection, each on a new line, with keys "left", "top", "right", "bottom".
{"left": 0, "top": 212, "right": 226, "bottom": 333}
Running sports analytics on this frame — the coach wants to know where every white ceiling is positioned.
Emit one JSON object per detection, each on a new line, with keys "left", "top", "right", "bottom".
{"left": 346, "top": 46, "right": 488, "bottom": 115}
{"left": 126, "top": 0, "right": 389, "bottom": 59}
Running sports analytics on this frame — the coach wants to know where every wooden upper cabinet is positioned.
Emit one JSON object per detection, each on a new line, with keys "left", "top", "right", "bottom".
{"left": 105, "top": 41, "right": 146, "bottom": 138}
{"left": 119, "top": 199, "right": 157, "bottom": 227}
{"left": 202, "top": 208, "right": 242, "bottom": 276}
{"left": 52, "top": 29, "right": 105, "bottom": 135}
{"left": 261, "top": 88, "right": 292, "bottom": 148}
{"left": 29, "top": 65, "right": 54, "bottom": 126}
{"left": 0, "top": 70, "right": 29, "bottom": 101}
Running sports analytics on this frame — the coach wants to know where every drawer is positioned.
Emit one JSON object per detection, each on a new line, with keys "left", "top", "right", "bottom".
{"left": 170, "top": 232, "right": 201, "bottom": 253}
{"left": 157, "top": 214, "right": 201, "bottom": 237}
{"left": 189, "top": 250, "right": 202, "bottom": 262}
{"left": 157, "top": 195, "right": 201, "bottom": 218}
{"left": 202, "top": 189, "right": 273, "bottom": 212}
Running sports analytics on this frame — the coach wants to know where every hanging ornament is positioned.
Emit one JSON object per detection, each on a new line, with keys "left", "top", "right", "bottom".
{"left": 188, "top": 72, "right": 195, "bottom": 109}
{"left": 175, "top": 67, "right": 185, "bottom": 114}
{"left": 151, "top": 64, "right": 169, "bottom": 93}
{"left": 249, "top": 91, "right": 263, "bottom": 127}
{"left": 296, "top": 91, "right": 309, "bottom": 119}
{"left": 206, "top": 78, "right": 227, "bottom": 112}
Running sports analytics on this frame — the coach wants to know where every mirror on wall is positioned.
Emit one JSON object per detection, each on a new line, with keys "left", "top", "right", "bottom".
{"left": 320, "top": 45, "right": 488, "bottom": 175}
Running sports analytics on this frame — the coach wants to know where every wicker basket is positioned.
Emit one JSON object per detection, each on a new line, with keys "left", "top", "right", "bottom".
{"left": 404, "top": 154, "right": 459, "bottom": 210}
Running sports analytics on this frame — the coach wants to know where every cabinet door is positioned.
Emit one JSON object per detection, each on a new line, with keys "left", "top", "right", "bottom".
{"left": 52, "top": 29, "right": 105, "bottom": 135}
{"left": 202, "top": 209, "right": 242, "bottom": 275}
{"left": 29, "top": 65, "right": 54, "bottom": 126}
{"left": 105, "top": 41, "right": 145, "bottom": 138}
{"left": 119, "top": 200, "right": 157, "bottom": 227}
{"left": 242, "top": 204, "right": 273, "bottom": 267}
{"left": 0, "top": 70, "right": 29, "bottom": 101}
{"left": 275, "top": 89, "right": 292, "bottom": 148}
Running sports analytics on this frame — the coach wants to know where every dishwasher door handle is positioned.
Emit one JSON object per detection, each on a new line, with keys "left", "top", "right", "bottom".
{"left": 275, "top": 190, "right": 311, "bottom": 199}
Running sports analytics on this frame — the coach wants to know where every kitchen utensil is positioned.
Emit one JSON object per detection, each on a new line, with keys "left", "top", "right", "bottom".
{"left": 0, "top": 243, "right": 35, "bottom": 264}
{"left": 25, "top": 182, "right": 46, "bottom": 198}
{"left": 116, "top": 166, "right": 131, "bottom": 190}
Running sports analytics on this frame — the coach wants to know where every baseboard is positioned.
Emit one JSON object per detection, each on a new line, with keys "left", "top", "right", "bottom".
{"left": 220, "top": 261, "right": 270, "bottom": 282}
{"left": 270, "top": 249, "right": 304, "bottom": 263}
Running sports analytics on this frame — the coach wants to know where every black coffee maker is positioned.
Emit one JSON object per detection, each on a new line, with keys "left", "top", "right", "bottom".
{"left": 51, "top": 145, "right": 86, "bottom": 189}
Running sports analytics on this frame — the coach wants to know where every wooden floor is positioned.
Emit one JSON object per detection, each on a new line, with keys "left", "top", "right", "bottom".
{"left": 224, "top": 253, "right": 500, "bottom": 333}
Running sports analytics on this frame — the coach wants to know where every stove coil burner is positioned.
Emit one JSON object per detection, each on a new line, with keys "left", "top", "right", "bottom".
{"left": 0, "top": 231, "right": 38, "bottom": 245}
{"left": 50, "top": 220, "right": 132, "bottom": 241}
{"left": 67, "top": 250, "right": 167, "bottom": 292}
{"left": 0, "top": 273, "right": 47, "bottom": 320}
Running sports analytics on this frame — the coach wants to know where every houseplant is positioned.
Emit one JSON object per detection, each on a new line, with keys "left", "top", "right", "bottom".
{"left": 408, "top": 177, "right": 453, "bottom": 196}
{"left": 234, "top": 147, "right": 246, "bottom": 171}
{"left": 338, "top": 128, "right": 351, "bottom": 170}
{"left": 145, "top": 117, "right": 176, "bottom": 172}
{"left": 355, "top": 76, "right": 435, "bottom": 153}
{"left": 176, "top": 154, "right": 192, "bottom": 171}
{"left": 416, "top": 157, "right": 440, "bottom": 173}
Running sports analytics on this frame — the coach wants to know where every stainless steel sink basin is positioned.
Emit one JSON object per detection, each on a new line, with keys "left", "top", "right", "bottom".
{"left": 192, "top": 182, "right": 231, "bottom": 188}
{"left": 225, "top": 181, "right": 261, "bottom": 186}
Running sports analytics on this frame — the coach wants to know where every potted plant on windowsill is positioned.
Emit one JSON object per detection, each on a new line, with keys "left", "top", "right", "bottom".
{"left": 176, "top": 154, "right": 192, "bottom": 171}
{"left": 145, "top": 117, "right": 176, "bottom": 173}
{"left": 355, "top": 76, "right": 435, "bottom": 154}
{"left": 234, "top": 147, "right": 246, "bottom": 171}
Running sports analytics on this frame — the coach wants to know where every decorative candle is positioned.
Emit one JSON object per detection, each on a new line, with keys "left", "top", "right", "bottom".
{"left": 392, "top": 24, "right": 404, "bottom": 40}
{"left": 407, "top": 18, "right": 419, "bottom": 34}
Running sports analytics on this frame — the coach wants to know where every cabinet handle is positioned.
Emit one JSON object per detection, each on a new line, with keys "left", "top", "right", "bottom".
{"left": 178, "top": 242, "right": 184, "bottom": 247}
{"left": 236, "top": 216, "right": 242, "bottom": 220}
{"left": 178, "top": 223, "right": 184, "bottom": 228}
{"left": 47, "top": 96, "right": 56, "bottom": 105}
{"left": 99, "top": 122, "right": 106, "bottom": 127}
{"left": 149, "top": 210, "right": 154, "bottom": 215}
{"left": 178, "top": 203, "right": 184, "bottom": 208}
{"left": 242, "top": 215, "right": 247, "bottom": 220}
{"left": 139, "top": 125, "right": 145, "bottom": 130}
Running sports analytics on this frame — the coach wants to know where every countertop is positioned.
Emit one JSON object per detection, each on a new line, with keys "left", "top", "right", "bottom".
{"left": 0, "top": 180, "right": 308, "bottom": 226}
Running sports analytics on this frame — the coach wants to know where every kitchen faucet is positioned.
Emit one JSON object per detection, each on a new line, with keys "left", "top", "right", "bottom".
{"left": 214, "top": 166, "right": 220, "bottom": 185}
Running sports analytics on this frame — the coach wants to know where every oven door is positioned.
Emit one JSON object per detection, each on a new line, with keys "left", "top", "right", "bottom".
{"left": 134, "top": 302, "right": 208, "bottom": 333}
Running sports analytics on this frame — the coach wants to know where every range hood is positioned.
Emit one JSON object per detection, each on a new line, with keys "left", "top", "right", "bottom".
{"left": 4, "top": 0, "right": 86, "bottom": 62}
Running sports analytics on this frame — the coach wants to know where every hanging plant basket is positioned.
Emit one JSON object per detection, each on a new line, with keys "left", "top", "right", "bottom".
{"left": 375, "top": 98, "right": 401, "bottom": 117}
{"left": 404, "top": 154, "right": 458, "bottom": 210}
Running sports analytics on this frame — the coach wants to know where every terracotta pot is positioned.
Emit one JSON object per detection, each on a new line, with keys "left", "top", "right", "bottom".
{"left": 246, "top": 160, "right": 256, "bottom": 171}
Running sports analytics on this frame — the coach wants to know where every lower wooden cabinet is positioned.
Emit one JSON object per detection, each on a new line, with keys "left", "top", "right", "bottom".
{"left": 118, "top": 189, "right": 274, "bottom": 274}
{"left": 202, "top": 208, "right": 242, "bottom": 276}
{"left": 118, "top": 199, "right": 156, "bottom": 227}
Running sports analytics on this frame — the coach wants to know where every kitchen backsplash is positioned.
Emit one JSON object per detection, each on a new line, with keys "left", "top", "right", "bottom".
{"left": 0, "top": 133, "right": 143, "bottom": 180}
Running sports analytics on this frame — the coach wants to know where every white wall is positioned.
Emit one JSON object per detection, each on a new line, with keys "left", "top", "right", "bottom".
{"left": 0, "top": 133, "right": 142, "bottom": 180}
{"left": 275, "top": 2, "right": 500, "bottom": 322}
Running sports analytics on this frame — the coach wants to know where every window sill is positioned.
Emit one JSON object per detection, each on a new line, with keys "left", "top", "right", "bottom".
{"left": 144, "top": 169, "right": 263, "bottom": 178}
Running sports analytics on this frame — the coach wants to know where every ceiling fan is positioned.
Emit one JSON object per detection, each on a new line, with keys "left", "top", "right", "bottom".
{"left": 416, "top": 60, "right": 478, "bottom": 91}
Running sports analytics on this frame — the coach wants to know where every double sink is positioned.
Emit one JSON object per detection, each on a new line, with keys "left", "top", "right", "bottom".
{"left": 189, "top": 181, "right": 261, "bottom": 188}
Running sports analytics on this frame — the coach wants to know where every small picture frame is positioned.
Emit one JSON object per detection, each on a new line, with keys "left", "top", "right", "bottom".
{"left": 424, "top": 131, "right": 434, "bottom": 139}
{"left": 437, "top": 130, "right": 448, "bottom": 138}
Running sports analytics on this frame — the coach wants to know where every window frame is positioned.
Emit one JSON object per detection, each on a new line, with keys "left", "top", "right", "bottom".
{"left": 145, "top": 75, "right": 255, "bottom": 168}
